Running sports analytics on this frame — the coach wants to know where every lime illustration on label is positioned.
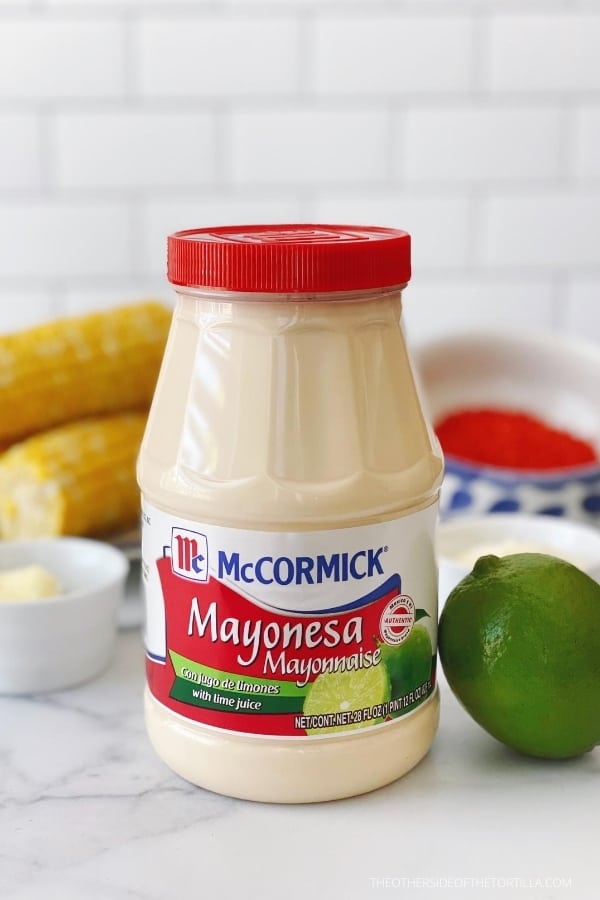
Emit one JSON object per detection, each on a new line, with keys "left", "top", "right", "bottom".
{"left": 143, "top": 504, "right": 438, "bottom": 738}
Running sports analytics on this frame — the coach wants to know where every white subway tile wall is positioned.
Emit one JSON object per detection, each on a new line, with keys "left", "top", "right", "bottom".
{"left": 0, "top": 114, "right": 41, "bottom": 189}
{"left": 0, "top": 0, "right": 598, "bottom": 345}
{"left": 138, "top": 17, "right": 301, "bottom": 97}
{"left": 0, "top": 21, "right": 125, "bottom": 99}
{"left": 55, "top": 112, "right": 218, "bottom": 188}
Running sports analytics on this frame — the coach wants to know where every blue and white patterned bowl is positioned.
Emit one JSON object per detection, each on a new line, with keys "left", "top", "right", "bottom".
{"left": 441, "top": 457, "right": 600, "bottom": 525}
{"left": 415, "top": 332, "right": 600, "bottom": 528}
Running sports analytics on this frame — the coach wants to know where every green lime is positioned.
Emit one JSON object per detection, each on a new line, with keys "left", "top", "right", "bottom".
{"left": 378, "top": 625, "right": 433, "bottom": 716}
{"left": 439, "top": 553, "right": 600, "bottom": 759}
{"left": 302, "top": 664, "right": 390, "bottom": 734}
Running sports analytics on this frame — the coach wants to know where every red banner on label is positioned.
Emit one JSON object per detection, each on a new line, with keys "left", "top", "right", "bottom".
{"left": 146, "top": 556, "right": 406, "bottom": 736}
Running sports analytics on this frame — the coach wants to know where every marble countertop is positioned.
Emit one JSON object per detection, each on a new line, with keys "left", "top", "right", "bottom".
{"left": 2, "top": 594, "right": 598, "bottom": 900}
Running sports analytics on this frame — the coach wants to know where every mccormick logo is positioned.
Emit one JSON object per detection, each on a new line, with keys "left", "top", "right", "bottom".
{"left": 217, "top": 548, "right": 386, "bottom": 586}
{"left": 171, "top": 528, "right": 209, "bottom": 582}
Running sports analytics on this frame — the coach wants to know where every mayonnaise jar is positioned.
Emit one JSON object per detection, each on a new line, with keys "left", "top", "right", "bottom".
{"left": 138, "top": 225, "right": 444, "bottom": 802}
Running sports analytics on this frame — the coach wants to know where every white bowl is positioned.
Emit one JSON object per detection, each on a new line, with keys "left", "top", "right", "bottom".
{"left": 438, "top": 514, "right": 600, "bottom": 607}
{"left": 415, "top": 332, "right": 600, "bottom": 525}
{"left": 0, "top": 538, "right": 129, "bottom": 694}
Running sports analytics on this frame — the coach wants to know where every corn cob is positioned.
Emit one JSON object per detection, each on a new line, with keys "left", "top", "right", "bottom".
{"left": 0, "top": 301, "right": 171, "bottom": 444}
{"left": 0, "top": 413, "right": 145, "bottom": 539}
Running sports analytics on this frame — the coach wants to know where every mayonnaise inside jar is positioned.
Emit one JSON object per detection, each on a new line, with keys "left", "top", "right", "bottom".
{"left": 138, "top": 225, "right": 444, "bottom": 803}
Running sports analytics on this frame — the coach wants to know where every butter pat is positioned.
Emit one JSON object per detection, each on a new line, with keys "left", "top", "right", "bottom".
{"left": 0, "top": 564, "right": 62, "bottom": 602}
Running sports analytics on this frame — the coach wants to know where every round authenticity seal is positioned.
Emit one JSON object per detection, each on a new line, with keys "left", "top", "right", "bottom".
{"left": 380, "top": 595, "right": 415, "bottom": 646}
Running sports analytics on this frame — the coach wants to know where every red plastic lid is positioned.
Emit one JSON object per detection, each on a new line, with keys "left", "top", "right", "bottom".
{"left": 167, "top": 224, "right": 411, "bottom": 293}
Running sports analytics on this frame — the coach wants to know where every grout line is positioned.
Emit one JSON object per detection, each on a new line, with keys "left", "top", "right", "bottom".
{"left": 550, "top": 274, "right": 569, "bottom": 330}
{"left": 3, "top": 178, "right": 600, "bottom": 204}
{"left": 469, "top": 6, "right": 490, "bottom": 95}
{"left": 127, "top": 200, "right": 144, "bottom": 277}
{"left": 48, "top": 283, "right": 65, "bottom": 317}
{"left": 29, "top": 1, "right": 598, "bottom": 12}
{"left": 1, "top": 95, "right": 599, "bottom": 112}
{"left": 295, "top": 188, "right": 316, "bottom": 221}
{"left": 212, "top": 105, "right": 231, "bottom": 189}
{"left": 466, "top": 189, "right": 483, "bottom": 267}
{"left": 296, "top": 6, "right": 315, "bottom": 97}
{"left": 1, "top": 1, "right": 598, "bottom": 17}
{"left": 120, "top": 12, "right": 138, "bottom": 103}
{"left": 388, "top": 105, "right": 404, "bottom": 187}
{"left": 557, "top": 103, "right": 577, "bottom": 181}
{"left": 4, "top": 1, "right": 593, "bottom": 14}
{"left": 1, "top": 98, "right": 598, "bottom": 119}
{"left": 37, "top": 108, "right": 55, "bottom": 195}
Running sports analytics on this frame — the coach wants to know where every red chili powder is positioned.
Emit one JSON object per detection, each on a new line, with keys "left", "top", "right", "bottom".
{"left": 435, "top": 408, "right": 599, "bottom": 470}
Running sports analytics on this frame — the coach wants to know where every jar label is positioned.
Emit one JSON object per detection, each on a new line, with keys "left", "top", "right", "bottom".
{"left": 142, "top": 500, "right": 438, "bottom": 738}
